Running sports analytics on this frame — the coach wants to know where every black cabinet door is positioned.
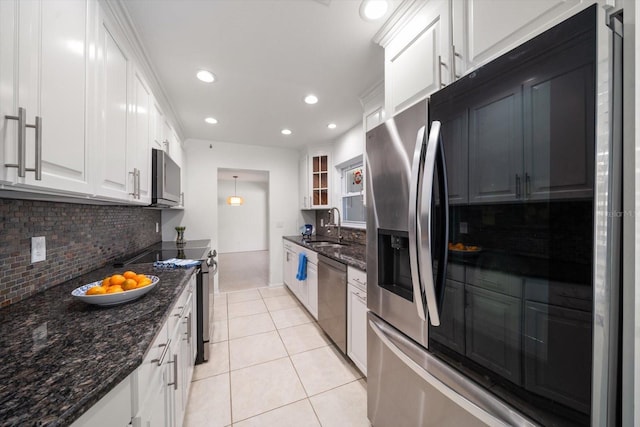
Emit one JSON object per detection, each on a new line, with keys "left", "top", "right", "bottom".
{"left": 465, "top": 284, "right": 522, "bottom": 385}
{"left": 437, "top": 109, "right": 469, "bottom": 205}
{"left": 523, "top": 41, "right": 595, "bottom": 201}
{"left": 468, "top": 85, "right": 523, "bottom": 203}
{"left": 524, "top": 301, "right": 592, "bottom": 414}
{"left": 430, "top": 279, "right": 465, "bottom": 354}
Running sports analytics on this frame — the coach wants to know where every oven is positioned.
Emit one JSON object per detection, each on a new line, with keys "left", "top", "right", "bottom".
{"left": 117, "top": 240, "right": 217, "bottom": 365}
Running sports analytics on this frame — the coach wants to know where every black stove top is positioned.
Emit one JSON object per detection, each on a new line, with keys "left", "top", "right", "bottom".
{"left": 115, "top": 240, "right": 212, "bottom": 266}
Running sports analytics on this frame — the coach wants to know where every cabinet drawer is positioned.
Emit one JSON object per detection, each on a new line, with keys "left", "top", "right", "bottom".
{"left": 169, "top": 285, "right": 192, "bottom": 336}
{"left": 347, "top": 266, "right": 367, "bottom": 293}
{"left": 303, "top": 248, "right": 318, "bottom": 265}
{"left": 466, "top": 266, "right": 522, "bottom": 298}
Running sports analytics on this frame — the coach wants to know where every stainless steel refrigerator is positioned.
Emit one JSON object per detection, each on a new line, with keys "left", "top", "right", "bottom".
{"left": 366, "top": 5, "right": 621, "bottom": 426}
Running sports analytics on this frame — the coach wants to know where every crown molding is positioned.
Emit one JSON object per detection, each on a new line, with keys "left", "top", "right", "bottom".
{"left": 372, "top": 0, "right": 427, "bottom": 47}
{"left": 359, "top": 80, "right": 384, "bottom": 112}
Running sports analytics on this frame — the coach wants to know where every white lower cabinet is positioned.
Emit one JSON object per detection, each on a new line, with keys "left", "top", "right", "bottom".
{"left": 70, "top": 376, "right": 132, "bottom": 427}
{"left": 282, "top": 240, "right": 318, "bottom": 320}
{"left": 122, "top": 274, "right": 194, "bottom": 427}
{"left": 306, "top": 260, "right": 318, "bottom": 319}
{"left": 347, "top": 267, "right": 367, "bottom": 376}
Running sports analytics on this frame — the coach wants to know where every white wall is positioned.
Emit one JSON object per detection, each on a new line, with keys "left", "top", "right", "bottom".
{"left": 331, "top": 123, "right": 365, "bottom": 214}
{"left": 162, "top": 139, "right": 300, "bottom": 291}
{"left": 217, "top": 179, "right": 268, "bottom": 253}
{"left": 333, "top": 123, "right": 364, "bottom": 167}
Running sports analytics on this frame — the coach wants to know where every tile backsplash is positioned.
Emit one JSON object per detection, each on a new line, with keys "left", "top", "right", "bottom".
{"left": 0, "top": 199, "right": 160, "bottom": 307}
{"left": 315, "top": 210, "right": 366, "bottom": 245}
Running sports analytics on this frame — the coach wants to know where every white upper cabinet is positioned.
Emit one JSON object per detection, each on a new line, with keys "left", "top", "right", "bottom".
{"left": 0, "top": 0, "right": 182, "bottom": 205}
{"left": 452, "top": 0, "right": 589, "bottom": 77}
{"left": 379, "top": 0, "right": 594, "bottom": 113}
{"left": 94, "top": 5, "right": 131, "bottom": 201}
{"left": 382, "top": 0, "right": 451, "bottom": 115}
{"left": 150, "top": 97, "right": 166, "bottom": 151}
{"left": 129, "top": 68, "right": 152, "bottom": 204}
{"left": 0, "top": 0, "right": 94, "bottom": 194}
{"left": 299, "top": 153, "right": 310, "bottom": 209}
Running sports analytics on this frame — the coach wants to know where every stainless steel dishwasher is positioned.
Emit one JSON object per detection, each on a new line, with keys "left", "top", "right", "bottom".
{"left": 317, "top": 254, "right": 347, "bottom": 354}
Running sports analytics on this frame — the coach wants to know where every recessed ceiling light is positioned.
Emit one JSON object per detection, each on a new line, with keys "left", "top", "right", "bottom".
{"left": 205, "top": 117, "right": 218, "bottom": 124}
{"left": 281, "top": 129, "right": 292, "bottom": 135}
{"left": 197, "top": 70, "right": 215, "bottom": 83}
{"left": 304, "top": 94, "right": 318, "bottom": 105}
{"left": 327, "top": 123, "right": 337, "bottom": 129}
{"left": 360, "top": 0, "right": 389, "bottom": 21}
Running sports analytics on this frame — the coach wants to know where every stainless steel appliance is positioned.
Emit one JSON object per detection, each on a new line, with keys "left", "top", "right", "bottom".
{"left": 366, "top": 5, "right": 621, "bottom": 426}
{"left": 318, "top": 254, "right": 347, "bottom": 354}
{"left": 118, "top": 240, "right": 217, "bottom": 364}
{"left": 151, "top": 148, "right": 181, "bottom": 207}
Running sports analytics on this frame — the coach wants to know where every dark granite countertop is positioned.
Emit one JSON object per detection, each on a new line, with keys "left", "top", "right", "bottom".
{"left": 284, "top": 236, "right": 366, "bottom": 271}
{"left": 0, "top": 264, "right": 196, "bottom": 426}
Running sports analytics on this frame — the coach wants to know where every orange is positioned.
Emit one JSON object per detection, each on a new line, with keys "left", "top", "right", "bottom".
{"left": 110, "top": 274, "right": 126, "bottom": 287}
{"left": 106, "top": 285, "right": 124, "bottom": 293}
{"left": 123, "top": 271, "right": 137, "bottom": 279}
{"left": 123, "top": 279, "right": 138, "bottom": 291}
{"left": 86, "top": 286, "right": 106, "bottom": 295}
{"left": 137, "top": 278, "right": 152, "bottom": 288}
{"left": 102, "top": 277, "right": 111, "bottom": 287}
{"left": 134, "top": 274, "right": 147, "bottom": 283}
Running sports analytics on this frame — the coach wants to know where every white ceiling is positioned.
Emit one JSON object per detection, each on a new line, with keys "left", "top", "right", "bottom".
{"left": 122, "top": 0, "right": 397, "bottom": 149}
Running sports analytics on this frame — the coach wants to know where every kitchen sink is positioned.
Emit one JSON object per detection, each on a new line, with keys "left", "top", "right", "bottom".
{"left": 307, "top": 241, "right": 348, "bottom": 249}
{"left": 308, "top": 242, "right": 348, "bottom": 248}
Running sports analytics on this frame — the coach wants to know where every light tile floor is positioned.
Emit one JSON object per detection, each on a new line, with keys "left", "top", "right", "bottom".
{"left": 184, "top": 286, "right": 370, "bottom": 427}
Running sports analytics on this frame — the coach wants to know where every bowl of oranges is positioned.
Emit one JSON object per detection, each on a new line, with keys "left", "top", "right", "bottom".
{"left": 71, "top": 271, "right": 160, "bottom": 306}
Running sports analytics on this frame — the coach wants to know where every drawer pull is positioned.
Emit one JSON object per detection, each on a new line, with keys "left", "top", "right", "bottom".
{"left": 152, "top": 340, "right": 170, "bottom": 366}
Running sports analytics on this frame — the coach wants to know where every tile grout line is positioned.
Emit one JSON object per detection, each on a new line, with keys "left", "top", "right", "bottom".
{"left": 225, "top": 292, "right": 234, "bottom": 426}
{"left": 261, "top": 291, "right": 325, "bottom": 427}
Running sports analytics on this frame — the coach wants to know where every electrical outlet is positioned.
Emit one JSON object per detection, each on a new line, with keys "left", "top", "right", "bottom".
{"left": 32, "top": 322, "right": 48, "bottom": 352}
{"left": 459, "top": 222, "right": 468, "bottom": 234}
{"left": 31, "top": 236, "right": 46, "bottom": 263}
{"left": 320, "top": 218, "right": 324, "bottom": 227}
{"left": 156, "top": 222, "right": 159, "bottom": 233}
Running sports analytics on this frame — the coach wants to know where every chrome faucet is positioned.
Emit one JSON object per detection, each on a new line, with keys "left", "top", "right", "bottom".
{"left": 328, "top": 207, "right": 342, "bottom": 242}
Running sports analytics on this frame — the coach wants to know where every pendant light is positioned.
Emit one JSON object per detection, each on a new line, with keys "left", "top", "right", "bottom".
{"left": 226, "top": 175, "right": 244, "bottom": 206}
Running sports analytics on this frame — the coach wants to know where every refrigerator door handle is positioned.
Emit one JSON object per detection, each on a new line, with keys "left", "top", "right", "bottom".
{"left": 408, "top": 126, "right": 428, "bottom": 322}
{"left": 418, "top": 121, "right": 444, "bottom": 326}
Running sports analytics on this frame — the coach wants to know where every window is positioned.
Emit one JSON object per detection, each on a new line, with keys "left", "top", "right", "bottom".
{"left": 341, "top": 161, "right": 365, "bottom": 225}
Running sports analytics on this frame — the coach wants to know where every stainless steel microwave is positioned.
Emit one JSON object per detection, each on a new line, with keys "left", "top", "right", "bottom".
{"left": 151, "top": 148, "right": 181, "bottom": 207}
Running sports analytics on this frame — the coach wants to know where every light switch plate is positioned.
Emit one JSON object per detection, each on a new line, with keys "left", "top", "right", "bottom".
{"left": 31, "top": 236, "right": 46, "bottom": 263}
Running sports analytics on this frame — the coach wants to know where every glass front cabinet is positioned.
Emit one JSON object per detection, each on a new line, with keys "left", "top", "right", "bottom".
{"left": 310, "top": 152, "right": 330, "bottom": 209}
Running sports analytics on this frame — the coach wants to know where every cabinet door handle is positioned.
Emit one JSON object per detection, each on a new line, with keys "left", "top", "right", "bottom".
{"left": 438, "top": 55, "right": 447, "bottom": 88}
{"left": 152, "top": 341, "right": 170, "bottom": 366}
{"left": 5, "top": 107, "right": 42, "bottom": 180}
{"left": 525, "top": 173, "right": 531, "bottom": 196}
{"left": 167, "top": 354, "right": 178, "bottom": 390}
{"left": 186, "top": 312, "right": 192, "bottom": 343}
{"left": 452, "top": 45, "right": 462, "bottom": 80}
{"left": 515, "top": 174, "right": 521, "bottom": 198}
{"left": 129, "top": 169, "right": 137, "bottom": 197}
